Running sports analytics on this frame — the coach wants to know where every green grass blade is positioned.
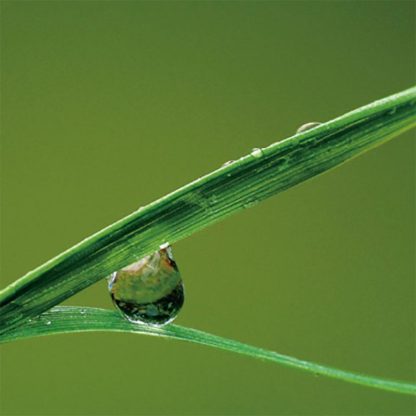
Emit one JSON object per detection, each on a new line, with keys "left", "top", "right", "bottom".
{"left": 1, "top": 87, "right": 415, "bottom": 334}
{"left": 1, "top": 306, "right": 414, "bottom": 396}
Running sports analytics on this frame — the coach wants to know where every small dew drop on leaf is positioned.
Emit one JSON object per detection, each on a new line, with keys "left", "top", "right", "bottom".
{"left": 251, "top": 148, "right": 264, "bottom": 158}
{"left": 296, "top": 122, "right": 322, "bottom": 134}
{"left": 222, "top": 160, "right": 235, "bottom": 167}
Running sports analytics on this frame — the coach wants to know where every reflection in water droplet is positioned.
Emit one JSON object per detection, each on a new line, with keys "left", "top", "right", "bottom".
{"left": 108, "top": 244, "right": 184, "bottom": 326}
{"left": 296, "top": 122, "right": 321, "bottom": 134}
{"left": 251, "top": 148, "right": 264, "bottom": 158}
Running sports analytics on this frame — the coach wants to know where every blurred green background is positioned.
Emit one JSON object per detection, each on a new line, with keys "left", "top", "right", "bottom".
{"left": 1, "top": 1, "right": 415, "bottom": 415}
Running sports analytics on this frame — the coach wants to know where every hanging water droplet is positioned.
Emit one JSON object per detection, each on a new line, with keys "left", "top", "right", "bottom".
{"left": 108, "top": 244, "right": 184, "bottom": 326}
{"left": 251, "top": 148, "right": 264, "bottom": 158}
{"left": 296, "top": 122, "right": 322, "bottom": 134}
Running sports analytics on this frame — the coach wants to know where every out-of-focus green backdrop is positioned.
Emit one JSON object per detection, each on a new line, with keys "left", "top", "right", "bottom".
{"left": 1, "top": 1, "right": 414, "bottom": 415}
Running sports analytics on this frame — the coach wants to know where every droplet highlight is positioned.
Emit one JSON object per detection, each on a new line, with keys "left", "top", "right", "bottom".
{"left": 108, "top": 244, "right": 184, "bottom": 326}
{"left": 296, "top": 122, "right": 321, "bottom": 134}
{"left": 222, "top": 160, "right": 235, "bottom": 167}
{"left": 251, "top": 148, "right": 264, "bottom": 158}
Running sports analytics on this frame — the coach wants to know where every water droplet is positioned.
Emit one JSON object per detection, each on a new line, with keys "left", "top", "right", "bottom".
{"left": 108, "top": 244, "right": 184, "bottom": 326}
{"left": 80, "top": 309, "right": 86, "bottom": 315}
{"left": 222, "top": 160, "right": 235, "bottom": 167}
{"left": 296, "top": 122, "right": 321, "bottom": 134}
{"left": 251, "top": 148, "right": 264, "bottom": 158}
{"left": 46, "top": 321, "right": 51, "bottom": 326}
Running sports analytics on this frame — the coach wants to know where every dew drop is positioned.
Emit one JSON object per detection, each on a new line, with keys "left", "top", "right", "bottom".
{"left": 108, "top": 244, "right": 184, "bottom": 326}
{"left": 296, "top": 122, "right": 322, "bottom": 134}
{"left": 46, "top": 321, "right": 51, "bottom": 326}
{"left": 251, "top": 148, "right": 264, "bottom": 158}
{"left": 222, "top": 160, "right": 235, "bottom": 167}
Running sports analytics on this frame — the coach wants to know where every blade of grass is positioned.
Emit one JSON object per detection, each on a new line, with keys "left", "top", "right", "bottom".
{"left": 1, "top": 306, "right": 414, "bottom": 396}
{"left": 1, "top": 87, "right": 415, "bottom": 335}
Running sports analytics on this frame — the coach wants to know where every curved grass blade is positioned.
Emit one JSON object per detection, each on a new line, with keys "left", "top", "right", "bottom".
{"left": 1, "top": 306, "right": 414, "bottom": 396}
{"left": 1, "top": 87, "right": 415, "bottom": 334}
